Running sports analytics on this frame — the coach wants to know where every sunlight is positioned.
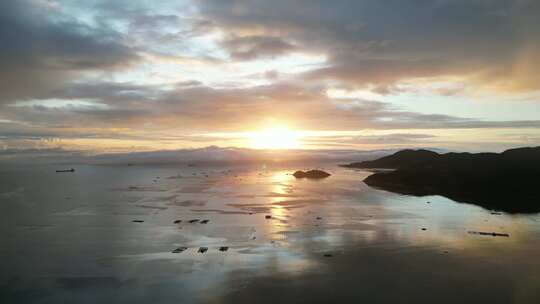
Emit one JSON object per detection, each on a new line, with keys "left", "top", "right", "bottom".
{"left": 248, "top": 127, "right": 301, "bottom": 149}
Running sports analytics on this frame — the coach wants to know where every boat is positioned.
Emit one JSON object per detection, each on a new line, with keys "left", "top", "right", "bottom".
{"left": 56, "top": 168, "right": 75, "bottom": 173}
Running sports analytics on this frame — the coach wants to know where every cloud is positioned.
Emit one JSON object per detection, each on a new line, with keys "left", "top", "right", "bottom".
{"left": 197, "top": 0, "right": 540, "bottom": 91}
{"left": 221, "top": 35, "right": 296, "bottom": 60}
{"left": 2, "top": 80, "right": 540, "bottom": 146}
{"left": 0, "top": 0, "right": 139, "bottom": 103}
{"left": 0, "top": 0, "right": 539, "bottom": 153}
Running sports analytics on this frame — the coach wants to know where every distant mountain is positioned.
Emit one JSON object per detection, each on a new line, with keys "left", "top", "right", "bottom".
{"left": 0, "top": 146, "right": 396, "bottom": 165}
{"left": 344, "top": 147, "right": 540, "bottom": 213}
{"left": 87, "top": 147, "right": 395, "bottom": 165}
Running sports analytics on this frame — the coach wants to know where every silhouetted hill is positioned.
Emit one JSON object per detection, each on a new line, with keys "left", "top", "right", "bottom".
{"left": 345, "top": 147, "right": 540, "bottom": 213}
{"left": 342, "top": 149, "right": 439, "bottom": 169}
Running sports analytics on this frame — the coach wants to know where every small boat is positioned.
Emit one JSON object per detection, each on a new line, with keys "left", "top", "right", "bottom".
{"left": 56, "top": 168, "right": 75, "bottom": 173}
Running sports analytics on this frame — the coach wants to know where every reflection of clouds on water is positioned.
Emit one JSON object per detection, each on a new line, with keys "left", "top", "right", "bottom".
{"left": 3, "top": 164, "right": 540, "bottom": 303}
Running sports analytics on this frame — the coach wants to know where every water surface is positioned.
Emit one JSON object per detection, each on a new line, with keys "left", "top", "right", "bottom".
{"left": 1, "top": 163, "right": 540, "bottom": 303}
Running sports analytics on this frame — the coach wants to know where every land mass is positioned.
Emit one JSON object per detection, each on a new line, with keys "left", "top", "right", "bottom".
{"left": 343, "top": 147, "right": 540, "bottom": 213}
{"left": 293, "top": 170, "right": 331, "bottom": 179}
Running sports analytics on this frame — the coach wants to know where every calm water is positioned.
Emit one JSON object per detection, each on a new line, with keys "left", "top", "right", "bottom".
{"left": 1, "top": 163, "right": 540, "bottom": 303}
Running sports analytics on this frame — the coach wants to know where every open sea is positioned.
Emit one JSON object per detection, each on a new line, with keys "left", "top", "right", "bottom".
{"left": 1, "top": 163, "right": 540, "bottom": 303}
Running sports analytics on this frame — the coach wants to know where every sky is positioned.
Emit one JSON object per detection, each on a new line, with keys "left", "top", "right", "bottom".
{"left": 1, "top": 0, "right": 540, "bottom": 154}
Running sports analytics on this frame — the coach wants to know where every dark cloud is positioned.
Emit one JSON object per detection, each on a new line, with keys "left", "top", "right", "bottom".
{"left": 221, "top": 35, "right": 296, "bottom": 60}
{"left": 198, "top": 0, "right": 540, "bottom": 90}
{"left": 46, "top": 82, "right": 161, "bottom": 102}
{"left": 304, "top": 58, "right": 457, "bottom": 89}
{"left": 0, "top": 0, "right": 139, "bottom": 103}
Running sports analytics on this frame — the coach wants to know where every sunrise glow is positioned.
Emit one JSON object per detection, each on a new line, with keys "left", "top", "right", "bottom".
{"left": 248, "top": 127, "right": 301, "bottom": 149}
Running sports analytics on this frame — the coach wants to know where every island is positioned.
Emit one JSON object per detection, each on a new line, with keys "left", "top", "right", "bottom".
{"left": 293, "top": 170, "right": 331, "bottom": 179}
{"left": 343, "top": 147, "right": 540, "bottom": 213}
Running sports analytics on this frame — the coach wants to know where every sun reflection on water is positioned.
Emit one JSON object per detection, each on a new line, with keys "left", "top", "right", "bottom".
{"left": 267, "top": 170, "right": 296, "bottom": 238}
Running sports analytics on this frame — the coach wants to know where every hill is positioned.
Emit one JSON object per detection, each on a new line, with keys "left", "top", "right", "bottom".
{"left": 342, "top": 149, "right": 440, "bottom": 169}
{"left": 344, "top": 147, "right": 540, "bottom": 213}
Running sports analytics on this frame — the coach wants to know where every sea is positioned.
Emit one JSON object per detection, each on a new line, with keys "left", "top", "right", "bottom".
{"left": 1, "top": 162, "right": 540, "bottom": 303}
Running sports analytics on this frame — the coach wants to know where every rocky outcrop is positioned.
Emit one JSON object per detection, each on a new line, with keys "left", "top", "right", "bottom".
{"left": 293, "top": 170, "right": 331, "bottom": 179}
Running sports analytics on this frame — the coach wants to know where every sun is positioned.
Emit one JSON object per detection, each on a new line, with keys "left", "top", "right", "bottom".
{"left": 248, "top": 127, "right": 301, "bottom": 149}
